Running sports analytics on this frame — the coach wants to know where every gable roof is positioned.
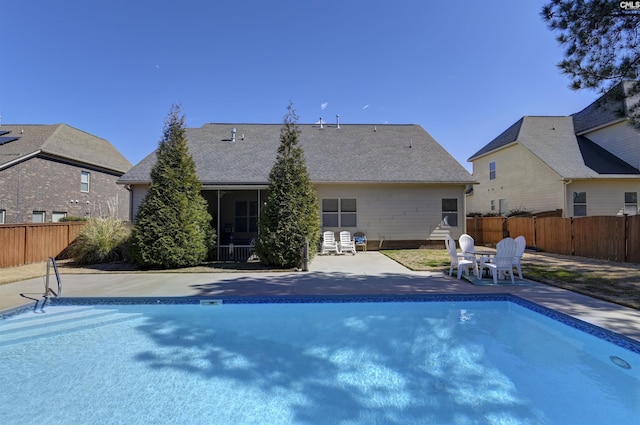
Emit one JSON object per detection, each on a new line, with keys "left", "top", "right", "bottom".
{"left": 572, "top": 81, "right": 640, "bottom": 134}
{"left": 0, "top": 124, "right": 132, "bottom": 174}
{"left": 119, "top": 123, "right": 474, "bottom": 185}
{"left": 576, "top": 136, "right": 640, "bottom": 174}
{"left": 468, "top": 116, "right": 639, "bottom": 179}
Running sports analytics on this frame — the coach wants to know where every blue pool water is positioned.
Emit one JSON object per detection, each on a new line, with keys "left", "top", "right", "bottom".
{"left": 1, "top": 295, "right": 639, "bottom": 425}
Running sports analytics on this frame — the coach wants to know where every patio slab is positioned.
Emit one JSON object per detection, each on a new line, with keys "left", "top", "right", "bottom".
{"left": 1, "top": 252, "right": 640, "bottom": 343}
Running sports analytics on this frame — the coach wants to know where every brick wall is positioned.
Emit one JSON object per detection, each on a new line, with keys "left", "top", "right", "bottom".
{"left": 0, "top": 156, "right": 130, "bottom": 223}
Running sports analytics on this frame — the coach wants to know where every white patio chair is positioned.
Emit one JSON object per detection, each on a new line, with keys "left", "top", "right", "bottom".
{"left": 445, "top": 235, "right": 464, "bottom": 260}
{"left": 459, "top": 234, "right": 475, "bottom": 258}
{"left": 459, "top": 233, "right": 483, "bottom": 271}
{"left": 446, "top": 235, "right": 475, "bottom": 279}
{"left": 339, "top": 231, "right": 356, "bottom": 255}
{"left": 321, "top": 231, "right": 340, "bottom": 255}
{"left": 512, "top": 235, "right": 526, "bottom": 279}
{"left": 482, "top": 237, "right": 517, "bottom": 284}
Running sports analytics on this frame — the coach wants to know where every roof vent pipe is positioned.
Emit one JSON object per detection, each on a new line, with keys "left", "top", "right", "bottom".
{"left": 336, "top": 114, "right": 340, "bottom": 129}
{"left": 231, "top": 128, "right": 236, "bottom": 142}
{"left": 319, "top": 117, "right": 323, "bottom": 129}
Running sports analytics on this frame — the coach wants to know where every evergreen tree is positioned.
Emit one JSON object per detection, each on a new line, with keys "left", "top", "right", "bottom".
{"left": 130, "top": 105, "right": 215, "bottom": 269}
{"left": 255, "top": 103, "right": 320, "bottom": 268}
{"left": 541, "top": 1, "right": 640, "bottom": 124}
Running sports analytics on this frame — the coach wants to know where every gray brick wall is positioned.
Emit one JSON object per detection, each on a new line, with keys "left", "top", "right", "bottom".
{"left": 0, "top": 156, "right": 130, "bottom": 223}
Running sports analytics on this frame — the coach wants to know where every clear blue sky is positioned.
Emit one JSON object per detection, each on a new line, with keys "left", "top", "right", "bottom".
{"left": 2, "top": 0, "right": 598, "bottom": 172}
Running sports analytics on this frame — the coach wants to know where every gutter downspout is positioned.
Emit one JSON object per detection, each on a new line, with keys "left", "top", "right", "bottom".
{"left": 563, "top": 179, "right": 572, "bottom": 218}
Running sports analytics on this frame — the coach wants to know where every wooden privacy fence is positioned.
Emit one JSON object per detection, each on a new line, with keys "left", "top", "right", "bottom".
{"left": 0, "top": 222, "right": 87, "bottom": 268}
{"left": 466, "top": 215, "right": 640, "bottom": 263}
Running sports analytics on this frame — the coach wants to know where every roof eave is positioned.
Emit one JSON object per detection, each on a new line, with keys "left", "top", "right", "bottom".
{"left": 0, "top": 150, "right": 41, "bottom": 171}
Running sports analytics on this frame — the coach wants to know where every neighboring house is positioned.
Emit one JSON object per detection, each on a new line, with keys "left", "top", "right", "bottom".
{"left": 0, "top": 124, "right": 132, "bottom": 223}
{"left": 467, "top": 82, "right": 640, "bottom": 218}
{"left": 118, "top": 123, "right": 475, "bottom": 257}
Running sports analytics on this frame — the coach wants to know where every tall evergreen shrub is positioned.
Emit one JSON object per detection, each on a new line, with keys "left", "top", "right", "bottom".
{"left": 130, "top": 105, "right": 215, "bottom": 269}
{"left": 255, "top": 103, "right": 320, "bottom": 268}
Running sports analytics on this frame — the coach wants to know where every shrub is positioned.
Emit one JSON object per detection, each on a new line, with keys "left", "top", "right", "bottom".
{"left": 506, "top": 208, "right": 532, "bottom": 217}
{"left": 68, "top": 218, "right": 132, "bottom": 264}
{"left": 59, "top": 216, "right": 88, "bottom": 222}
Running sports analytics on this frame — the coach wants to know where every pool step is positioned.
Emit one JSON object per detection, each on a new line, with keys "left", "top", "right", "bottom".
{"left": 0, "top": 307, "right": 143, "bottom": 346}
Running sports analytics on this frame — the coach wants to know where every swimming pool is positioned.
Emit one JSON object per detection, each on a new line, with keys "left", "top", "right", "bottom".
{"left": 1, "top": 294, "right": 639, "bottom": 424}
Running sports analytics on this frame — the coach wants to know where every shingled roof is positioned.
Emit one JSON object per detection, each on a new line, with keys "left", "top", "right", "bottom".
{"left": 572, "top": 81, "right": 640, "bottom": 134}
{"left": 119, "top": 123, "right": 474, "bottom": 185}
{"left": 0, "top": 124, "right": 132, "bottom": 174}
{"left": 467, "top": 116, "right": 639, "bottom": 178}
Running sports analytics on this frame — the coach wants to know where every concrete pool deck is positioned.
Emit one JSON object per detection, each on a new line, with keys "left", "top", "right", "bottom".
{"left": 2, "top": 252, "right": 640, "bottom": 343}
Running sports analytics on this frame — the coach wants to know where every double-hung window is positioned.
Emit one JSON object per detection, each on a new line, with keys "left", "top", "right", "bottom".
{"left": 32, "top": 211, "right": 45, "bottom": 223}
{"left": 81, "top": 171, "right": 90, "bottom": 192}
{"left": 573, "top": 192, "right": 587, "bottom": 217}
{"left": 489, "top": 161, "right": 496, "bottom": 180}
{"left": 624, "top": 192, "right": 638, "bottom": 215}
{"left": 52, "top": 212, "right": 67, "bottom": 223}
{"left": 0, "top": 209, "right": 5, "bottom": 224}
{"left": 322, "top": 198, "right": 357, "bottom": 227}
{"left": 441, "top": 198, "right": 458, "bottom": 227}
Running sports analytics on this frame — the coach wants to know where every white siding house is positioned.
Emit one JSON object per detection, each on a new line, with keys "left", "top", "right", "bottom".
{"left": 119, "top": 123, "right": 475, "bottom": 256}
{"left": 467, "top": 83, "right": 640, "bottom": 218}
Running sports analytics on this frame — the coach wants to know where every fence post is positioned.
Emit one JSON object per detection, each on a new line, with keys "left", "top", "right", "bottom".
{"left": 624, "top": 214, "right": 629, "bottom": 263}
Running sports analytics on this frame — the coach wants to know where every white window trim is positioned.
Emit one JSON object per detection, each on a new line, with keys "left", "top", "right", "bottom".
{"left": 573, "top": 192, "right": 587, "bottom": 217}
{"left": 81, "top": 171, "right": 90, "bottom": 193}
{"left": 32, "top": 211, "right": 46, "bottom": 223}
{"left": 441, "top": 198, "right": 459, "bottom": 227}
{"left": 322, "top": 198, "right": 357, "bottom": 228}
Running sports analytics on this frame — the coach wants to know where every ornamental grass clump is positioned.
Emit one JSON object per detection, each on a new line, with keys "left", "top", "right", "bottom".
{"left": 69, "top": 217, "right": 132, "bottom": 265}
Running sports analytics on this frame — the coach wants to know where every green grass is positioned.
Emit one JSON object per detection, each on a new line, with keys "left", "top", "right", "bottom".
{"left": 380, "top": 248, "right": 640, "bottom": 310}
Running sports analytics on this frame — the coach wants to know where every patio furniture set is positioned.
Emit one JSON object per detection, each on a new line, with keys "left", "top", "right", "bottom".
{"left": 446, "top": 234, "right": 526, "bottom": 284}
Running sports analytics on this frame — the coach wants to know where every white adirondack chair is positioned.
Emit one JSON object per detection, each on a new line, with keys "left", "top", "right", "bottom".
{"left": 512, "top": 235, "right": 526, "bottom": 279}
{"left": 446, "top": 235, "right": 475, "bottom": 279}
{"left": 339, "top": 231, "right": 356, "bottom": 255}
{"left": 482, "top": 237, "right": 517, "bottom": 284}
{"left": 321, "top": 231, "right": 340, "bottom": 255}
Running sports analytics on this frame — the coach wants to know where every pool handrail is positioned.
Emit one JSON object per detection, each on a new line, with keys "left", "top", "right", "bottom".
{"left": 44, "top": 257, "right": 62, "bottom": 298}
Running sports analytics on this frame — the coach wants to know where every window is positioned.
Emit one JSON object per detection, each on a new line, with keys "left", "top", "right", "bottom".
{"left": 235, "top": 201, "right": 258, "bottom": 233}
{"left": 625, "top": 192, "right": 638, "bottom": 215}
{"left": 489, "top": 162, "right": 496, "bottom": 180}
{"left": 81, "top": 171, "right": 90, "bottom": 192}
{"left": 52, "top": 212, "right": 67, "bottom": 223}
{"left": 32, "top": 211, "right": 45, "bottom": 223}
{"left": 0, "top": 209, "right": 5, "bottom": 224}
{"left": 441, "top": 198, "right": 458, "bottom": 227}
{"left": 490, "top": 200, "right": 495, "bottom": 212}
{"left": 573, "top": 192, "right": 587, "bottom": 217}
{"left": 499, "top": 198, "right": 508, "bottom": 215}
{"left": 322, "top": 198, "right": 357, "bottom": 227}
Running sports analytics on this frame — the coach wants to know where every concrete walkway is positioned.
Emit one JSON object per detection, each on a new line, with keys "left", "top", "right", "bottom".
{"left": 2, "top": 252, "right": 640, "bottom": 343}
